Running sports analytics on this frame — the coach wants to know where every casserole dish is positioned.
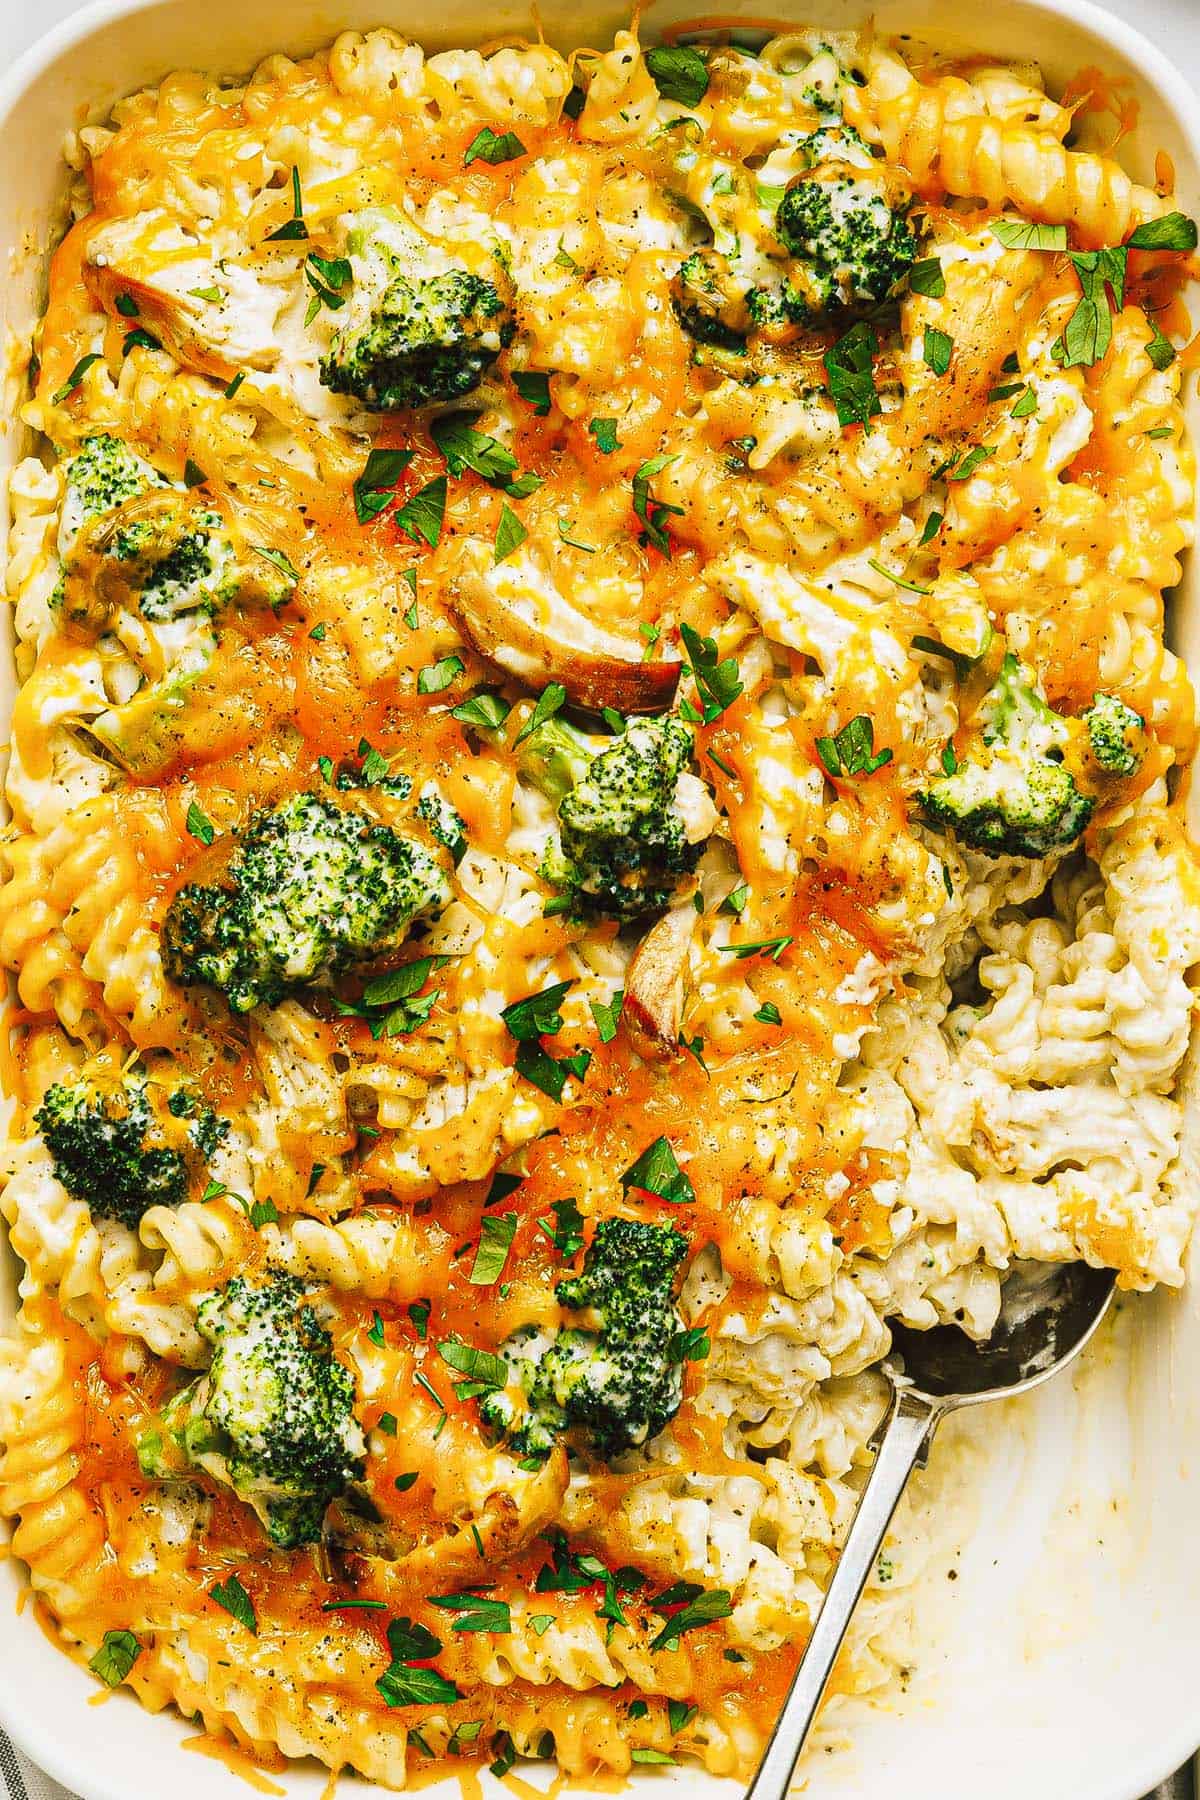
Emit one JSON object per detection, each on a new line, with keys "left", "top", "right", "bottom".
{"left": 0, "top": 1, "right": 1198, "bottom": 1797}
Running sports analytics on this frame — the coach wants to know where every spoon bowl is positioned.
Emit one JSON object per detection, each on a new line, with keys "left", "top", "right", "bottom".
{"left": 887, "top": 1259, "right": 1117, "bottom": 1401}
{"left": 744, "top": 1260, "right": 1118, "bottom": 1800}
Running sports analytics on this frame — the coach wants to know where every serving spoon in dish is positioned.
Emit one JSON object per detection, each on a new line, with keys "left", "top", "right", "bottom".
{"left": 745, "top": 1260, "right": 1117, "bottom": 1800}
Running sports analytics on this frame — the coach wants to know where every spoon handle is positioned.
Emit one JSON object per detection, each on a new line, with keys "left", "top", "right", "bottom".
{"left": 744, "top": 1385, "right": 944, "bottom": 1800}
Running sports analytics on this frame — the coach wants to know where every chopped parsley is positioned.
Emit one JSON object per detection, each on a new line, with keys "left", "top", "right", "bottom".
{"left": 824, "top": 322, "right": 880, "bottom": 429}
{"left": 451, "top": 690, "right": 510, "bottom": 732}
{"left": 494, "top": 502, "right": 527, "bottom": 564}
{"left": 947, "top": 444, "right": 996, "bottom": 482}
{"left": 716, "top": 936, "right": 792, "bottom": 962}
{"left": 644, "top": 45, "right": 709, "bottom": 108}
{"left": 679, "top": 622, "right": 742, "bottom": 723}
{"left": 649, "top": 1581, "right": 733, "bottom": 1651}
{"left": 536, "top": 1196, "right": 585, "bottom": 1258}
{"left": 210, "top": 1572, "right": 256, "bottom": 1634}
{"left": 464, "top": 127, "right": 527, "bottom": 167}
{"left": 512, "top": 370, "right": 552, "bottom": 414}
{"left": 395, "top": 476, "right": 447, "bottom": 548}
{"left": 88, "top": 1629, "right": 142, "bottom": 1687}
{"left": 51, "top": 353, "right": 102, "bottom": 404}
{"left": 589, "top": 991, "right": 624, "bottom": 1044}
{"left": 632, "top": 454, "right": 684, "bottom": 556}
{"left": 908, "top": 256, "right": 946, "bottom": 297}
{"left": 353, "top": 447, "right": 413, "bottom": 524}
{"left": 185, "top": 801, "right": 215, "bottom": 846}
{"left": 376, "top": 1617, "right": 461, "bottom": 1708}
{"left": 620, "top": 1136, "right": 695, "bottom": 1205}
{"left": 468, "top": 1211, "right": 518, "bottom": 1286}
{"left": 989, "top": 218, "right": 1066, "bottom": 251}
{"left": 514, "top": 681, "right": 566, "bottom": 745}
{"left": 265, "top": 165, "right": 308, "bottom": 241}
{"left": 1127, "top": 211, "right": 1198, "bottom": 252}
{"left": 815, "top": 714, "right": 892, "bottom": 777}
{"left": 429, "top": 1591, "right": 512, "bottom": 1633}
{"left": 589, "top": 417, "right": 621, "bottom": 453}
{"left": 332, "top": 954, "right": 450, "bottom": 1040}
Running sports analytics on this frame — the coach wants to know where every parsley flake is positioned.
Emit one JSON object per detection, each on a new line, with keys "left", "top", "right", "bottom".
{"left": 395, "top": 476, "right": 447, "bottom": 548}
{"left": 621, "top": 1136, "right": 695, "bottom": 1205}
{"left": 185, "top": 801, "right": 215, "bottom": 846}
{"left": 645, "top": 45, "right": 709, "bottom": 108}
{"left": 815, "top": 714, "right": 892, "bottom": 777}
{"left": 211, "top": 1572, "right": 257, "bottom": 1634}
{"left": 464, "top": 127, "right": 527, "bottom": 167}
{"left": 589, "top": 417, "right": 621, "bottom": 453}
{"left": 89, "top": 1630, "right": 142, "bottom": 1687}
{"left": 51, "top": 353, "right": 102, "bottom": 404}
{"left": 353, "top": 447, "right": 413, "bottom": 524}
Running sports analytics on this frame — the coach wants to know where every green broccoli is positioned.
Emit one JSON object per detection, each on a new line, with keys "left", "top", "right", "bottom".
{"left": 479, "top": 1218, "right": 689, "bottom": 1459}
{"left": 35, "top": 1074, "right": 226, "bottom": 1230}
{"left": 920, "top": 654, "right": 1095, "bottom": 858}
{"left": 416, "top": 782, "right": 468, "bottom": 866}
{"left": 671, "top": 250, "right": 820, "bottom": 352}
{"left": 319, "top": 208, "right": 515, "bottom": 410}
{"left": 102, "top": 498, "right": 242, "bottom": 623}
{"left": 513, "top": 711, "right": 593, "bottom": 805}
{"left": 517, "top": 715, "right": 705, "bottom": 920}
{"left": 798, "top": 43, "right": 861, "bottom": 122}
{"left": 57, "top": 436, "right": 294, "bottom": 628}
{"left": 1082, "top": 692, "right": 1145, "bottom": 776}
{"left": 796, "top": 124, "right": 873, "bottom": 170}
{"left": 775, "top": 166, "right": 919, "bottom": 315}
{"left": 161, "top": 791, "right": 451, "bottom": 1012}
{"left": 57, "top": 433, "right": 165, "bottom": 556}
{"left": 670, "top": 250, "right": 751, "bottom": 352}
{"left": 153, "top": 1275, "right": 365, "bottom": 1547}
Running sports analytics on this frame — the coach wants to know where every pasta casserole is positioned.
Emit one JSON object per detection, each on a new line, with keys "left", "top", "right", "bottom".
{"left": 0, "top": 17, "right": 1197, "bottom": 1789}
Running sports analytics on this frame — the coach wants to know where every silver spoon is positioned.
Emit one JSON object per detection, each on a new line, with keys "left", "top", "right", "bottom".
{"left": 745, "top": 1260, "right": 1117, "bottom": 1800}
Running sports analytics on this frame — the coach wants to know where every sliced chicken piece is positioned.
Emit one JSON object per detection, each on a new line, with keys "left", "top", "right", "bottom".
{"left": 85, "top": 211, "right": 285, "bottom": 381}
{"left": 447, "top": 544, "right": 680, "bottom": 715}
{"left": 625, "top": 900, "right": 696, "bottom": 1057}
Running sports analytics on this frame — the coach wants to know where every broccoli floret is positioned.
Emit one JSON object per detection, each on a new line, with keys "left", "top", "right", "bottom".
{"left": 158, "top": 1275, "right": 365, "bottom": 1547}
{"left": 671, "top": 251, "right": 750, "bottom": 352}
{"left": 1083, "top": 692, "right": 1145, "bottom": 775}
{"left": 480, "top": 1218, "right": 689, "bottom": 1459}
{"left": 35, "top": 1075, "right": 225, "bottom": 1230}
{"left": 319, "top": 208, "right": 515, "bottom": 411}
{"left": 518, "top": 716, "right": 704, "bottom": 920}
{"left": 58, "top": 437, "right": 293, "bottom": 628}
{"left": 672, "top": 250, "right": 815, "bottom": 352}
{"left": 796, "top": 124, "right": 873, "bottom": 170}
{"left": 161, "top": 791, "right": 450, "bottom": 1012}
{"left": 920, "top": 654, "right": 1095, "bottom": 858}
{"left": 58, "top": 433, "right": 165, "bottom": 557}
{"left": 514, "top": 712, "right": 593, "bottom": 805}
{"left": 103, "top": 499, "right": 241, "bottom": 622}
{"left": 775, "top": 165, "right": 919, "bottom": 315}
{"left": 744, "top": 281, "right": 810, "bottom": 331}
{"left": 798, "top": 43, "right": 858, "bottom": 122}
{"left": 416, "top": 782, "right": 468, "bottom": 866}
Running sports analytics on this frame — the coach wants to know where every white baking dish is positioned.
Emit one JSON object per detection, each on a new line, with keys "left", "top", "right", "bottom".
{"left": 0, "top": 1, "right": 1198, "bottom": 1796}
